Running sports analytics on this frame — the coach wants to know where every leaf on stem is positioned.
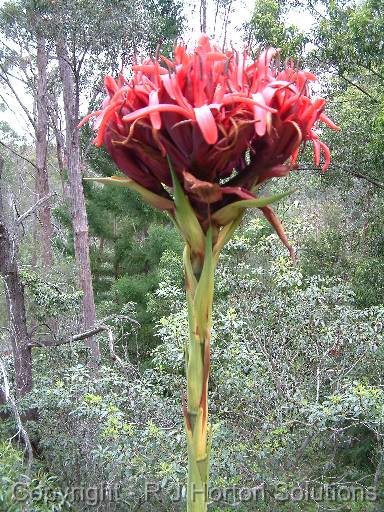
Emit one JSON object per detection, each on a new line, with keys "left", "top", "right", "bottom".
{"left": 84, "top": 176, "right": 174, "bottom": 210}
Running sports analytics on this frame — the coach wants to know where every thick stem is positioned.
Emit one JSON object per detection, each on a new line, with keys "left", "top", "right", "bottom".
{"left": 183, "top": 238, "right": 214, "bottom": 512}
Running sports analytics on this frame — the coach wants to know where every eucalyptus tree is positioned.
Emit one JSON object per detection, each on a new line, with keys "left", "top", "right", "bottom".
{"left": 0, "top": 2, "right": 54, "bottom": 268}
{"left": 309, "top": 0, "right": 384, "bottom": 182}
{"left": 0, "top": 156, "right": 32, "bottom": 400}
{"left": 286, "top": 0, "right": 384, "bottom": 308}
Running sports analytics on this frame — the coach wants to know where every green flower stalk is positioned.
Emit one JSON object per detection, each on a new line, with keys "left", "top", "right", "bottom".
{"left": 183, "top": 234, "right": 213, "bottom": 512}
{"left": 174, "top": 172, "right": 237, "bottom": 511}
{"left": 81, "top": 35, "right": 338, "bottom": 512}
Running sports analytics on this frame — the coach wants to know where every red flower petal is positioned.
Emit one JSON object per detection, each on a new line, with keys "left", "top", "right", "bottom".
{"left": 161, "top": 74, "right": 176, "bottom": 100}
{"left": 122, "top": 104, "right": 194, "bottom": 123}
{"left": 290, "top": 147, "right": 300, "bottom": 166}
{"left": 104, "top": 76, "right": 118, "bottom": 97}
{"left": 222, "top": 94, "right": 277, "bottom": 113}
{"left": 320, "top": 113, "right": 340, "bottom": 131}
{"left": 80, "top": 37, "right": 337, "bottom": 218}
{"left": 132, "top": 64, "right": 168, "bottom": 75}
{"left": 313, "top": 138, "right": 321, "bottom": 167}
{"left": 77, "top": 110, "right": 102, "bottom": 128}
{"left": 149, "top": 90, "right": 162, "bottom": 130}
{"left": 194, "top": 105, "right": 218, "bottom": 145}
{"left": 253, "top": 92, "right": 267, "bottom": 136}
{"left": 319, "top": 141, "right": 331, "bottom": 171}
{"left": 94, "top": 102, "right": 123, "bottom": 146}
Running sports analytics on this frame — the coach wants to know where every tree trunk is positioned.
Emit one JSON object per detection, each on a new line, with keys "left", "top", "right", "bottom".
{"left": 0, "top": 387, "right": 10, "bottom": 419}
{"left": 49, "top": 93, "right": 68, "bottom": 198}
{"left": 374, "top": 439, "right": 384, "bottom": 511}
{"left": 200, "top": 0, "right": 207, "bottom": 33}
{"left": 222, "top": 0, "right": 233, "bottom": 50}
{"left": 55, "top": 37, "right": 101, "bottom": 367}
{"left": 0, "top": 157, "right": 33, "bottom": 400}
{"left": 35, "top": 35, "right": 53, "bottom": 267}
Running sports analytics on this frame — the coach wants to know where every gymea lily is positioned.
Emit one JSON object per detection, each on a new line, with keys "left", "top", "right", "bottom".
{"left": 81, "top": 35, "right": 338, "bottom": 511}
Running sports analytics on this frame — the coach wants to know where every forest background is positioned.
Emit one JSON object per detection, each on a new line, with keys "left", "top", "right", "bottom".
{"left": 0, "top": 0, "right": 384, "bottom": 511}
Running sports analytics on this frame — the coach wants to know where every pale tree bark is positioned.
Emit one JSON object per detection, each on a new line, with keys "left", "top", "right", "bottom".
{"left": 0, "top": 358, "right": 34, "bottom": 464}
{"left": 0, "top": 157, "right": 33, "bottom": 401}
{"left": 48, "top": 92, "right": 68, "bottom": 198}
{"left": 35, "top": 35, "right": 53, "bottom": 267}
{"left": 0, "top": 387, "right": 9, "bottom": 419}
{"left": 55, "top": 37, "right": 101, "bottom": 367}
{"left": 0, "top": 33, "right": 54, "bottom": 269}
{"left": 200, "top": 0, "right": 207, "bottom": 33}
{"left": 222, "top": 0, "right": 233, "bottom": 50}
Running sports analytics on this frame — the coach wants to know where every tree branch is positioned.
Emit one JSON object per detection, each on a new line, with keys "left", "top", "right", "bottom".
{"left": 339, "top": 74, "right": 380, "bottom": 103}
{"left": 101, "top": 323, "right": 131, "bottom": 376}
{"left": 29, "top": 325, "right": 106, "bottom": 348}
{"left": 0, "top": 141, "right": 38, "bottom": 171}
{"left": 17, "top": 192, "right": 57, "bottom": 225}
{"left": 346, "top": 169, "right": 384, "bottom": 190}
{"left": 76, "top": 42, "right": 91, "bottom": 76}
{"left": 357, "top": 63, "right": 384, "bottom": 83}
{"left": 29, "top": 315, "right": 139, "bottom": 349}
{"left": 29, "top": 315, "right": 139, "bottom": 377}
{"left": 0, "top": 359, "right": 33, "bottom": 468}
{"left": 299, "top": 165, "right": 384, "bottom": 190}
{"left": 0, "top": 67, "right": 36, "bottom": 129}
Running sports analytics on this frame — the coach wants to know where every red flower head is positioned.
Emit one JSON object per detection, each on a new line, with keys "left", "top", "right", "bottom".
{"left": 81, "top": 35, "right": 338, "bottom": 255}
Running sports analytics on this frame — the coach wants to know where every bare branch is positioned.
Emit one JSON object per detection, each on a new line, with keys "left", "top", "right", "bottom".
{"left": 100, "top": 323, "right": 135, "bottom": 377}
{"left": 357, "top": 63, "right": 384, "bottom": 83}
{"left": 29, "top": 315, "right": 139, "bottom": 378}
{"left": 17, "top": 192, "right": 56, "bottom": 225}
{"left": 0, "top": 359, "right": 34, "bottom": 468}
{"left": 29, "top": 314, "right": 139, "bottom": 349}
{"left": 299, "top": 165, "right": 384, "bottom": 190}
{"left": 346, "top": 170, "right": 384, "bottom": 190}
{"left": 0, "top": 141, "right": 38, "bottom": 171}
{"left": 0, "top": 66, "right": 36, "bottom": 129}
{"left": 29, "top": 325, "right": 105, "bottom": 348}
{"left": 76, "top": 42, "right": 91, "bottom": 76}
{"left": 339, "top": 74, "right": 380, "bottom": 103}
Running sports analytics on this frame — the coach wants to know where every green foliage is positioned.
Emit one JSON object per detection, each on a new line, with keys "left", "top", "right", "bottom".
{"left": 143, "top": 0, "right": 185, "bottom": 55}
{"left": 0, "top": 441, "right": 69, "bottom": 511}
{"left": 0, "top": 0, "right": 184, "bottom": 83}
{"left": 244, "top": 0, "right": 307, "bottom": 58}
{"left": 300, "top": 193, "right": 384, "bottom": 308}
{"left": 29, "top": 362, "right": 186, "bottom": 510}
{"left": 84, "top": 142, "right": 183, "bottom": 356}
{"left": 20, "top": 268, "right": 82, "bottom": 320}
{"left": 284, "top": 0, "right": 384, "bottom": 312}
{"left": 25, "top": 215, "right": 383, "bottom": 510}
{"left": 314, "top": 0, "right": 384, "bottom": 75}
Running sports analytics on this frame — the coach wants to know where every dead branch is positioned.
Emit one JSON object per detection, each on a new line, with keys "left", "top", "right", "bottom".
{"left": 101, "top": 323, "right": 130, "bottom": 376}
{"left": 299, "top": 165, "right": 384, "bottom": 190}
{"left": 0, "top": 141, "right": 38, "bottom": 171}
{"left": 0, "top": 358, "right": 34, "bottom": 468}
{"left": 29, "top": 315, "right": 139, "bottom": 376}
{"left": 17, "top": 192, "right": 57, "bottom": 225}
{"left": 0, "top": 67, "right": 36, "bottom": 129}
{"left": 31, "top": 325, "right": 106, "bottom": 348}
